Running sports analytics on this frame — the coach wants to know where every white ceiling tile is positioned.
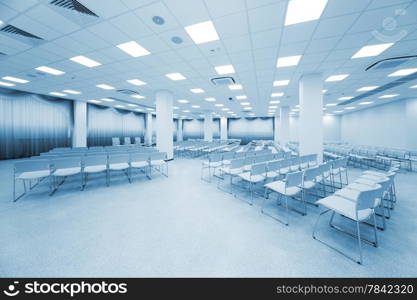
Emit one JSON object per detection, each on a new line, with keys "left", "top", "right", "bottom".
{"left": 247, "top": 2, "right": 286, "bottom": 33}
{"left": 223, "top": 35, "right": 252, "bottom": 53}
{"left": 214, "top": 12, "right": 249, "bottom": 39}
{"left": 281, "top": 21, "right": 318, "bottom": 44}
{"left": 110, "top": 12, "right": 154, "bottom": 39}
{"left": 78, "top": 0, "right": 130, "bottom": 18}
{"left": 88, "top": 22, "right": 131, "bottom": 44}
{"left": 204, "top": 0, "right": 246, "bottom": 18}
{"left": 164, "top": 0, "right": 209, "bottom": 26}
{"left": 321, "top": 0, "right": 372, "bottom": 18}
{"left": 314, "top": 13, "right": 360, "bottom": 39}
{"left": 134, "top": 2, "right": 181, "bottom": 33}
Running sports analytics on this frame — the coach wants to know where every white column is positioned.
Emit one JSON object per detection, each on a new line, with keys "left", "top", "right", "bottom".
{"left": 204, "top": 114, "right": 213, "bottom": 142}
{"left": 72, "top": 101, "right": 87, "bottom": 147}
{"left": 274, "top": 113, "right": 279, "bottom": 143}
{"left": 299, "top": 73, "right": 323, "bottom": 162}
{"left": 177, "top": 118, "right": 183, "bottom": 142}
{"left": 156, "top": 90, "right": 174, "bottom": 159}
{"left": 220, "top": 117, "right": 228, "bottom": 140}
{"left": 145, "top": 113, "right": 153, "bottom": 146}
{"left": 279, "top": 106, "right": 290, "bottom": 146}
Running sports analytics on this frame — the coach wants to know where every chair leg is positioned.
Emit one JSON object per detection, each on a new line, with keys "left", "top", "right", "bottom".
{"left": 372, "top": 213, "right": 379, "bottom": 248}
{"left": 261, "top": 188, "right": 268, "bottom": 213}
{"left": 356, "top": 221, "right": 363, "bottom": 265}
{"left": 13, "top": 177, "right": 16, "bottom": 202}
{"left": 249, "top": 182, "right": 253, "bottom": 206}
{"left": 285, "top": 195, "right": 289, "bottom": 226}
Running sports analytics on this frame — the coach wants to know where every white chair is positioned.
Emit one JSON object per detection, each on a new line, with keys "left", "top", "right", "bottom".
{"left": 112, "top": 137, "right": 120, "bottom": 146}
{"left": 262, "top": 171, "right": 304, "bottom": 226}
{"left": 237, "top": 163, "right": 266, "bottom": 205}
{"left": 13, "top": 160, "right": 52, "bottom": 201}
{"left": 83, "top": 155, "right": 108, "bottom": 187}
{"left": 313, "top": 185, "right": 382, "bottom": 264}
{"left": 51, "top": 157, "right": 83, "bottom": 193}
{"left": 131, "top": 152, "right": 150, "bottom": 179}
{"left": 134, "top": 137, "right": 142, "bottom": 145}
{"left": 108, "top": 153, "right": 131, "bottom": 184}
{"left": 124, "top": 137, "right": 131, "bottom": 145}
{"left": 149, "top": 152, "right": 168, "bottom": 177}
{"left": 266, "top": 160, "right": 281, "bottom": 181}
{"left": 218, "top": 158, "right": 245, "bottom": 193}
{"left": 201, "top": 153, "right": 223, "bottom": 182}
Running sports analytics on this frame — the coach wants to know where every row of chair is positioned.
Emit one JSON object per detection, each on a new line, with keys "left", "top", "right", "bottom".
{"left": 112, "top": 136, "right": 143, "bottom": 146}
{"left": 175, "top": 140, "right": 241, "bottom": 157}
{"left": 13, "top": 151, "right": 168, "bottom": 202}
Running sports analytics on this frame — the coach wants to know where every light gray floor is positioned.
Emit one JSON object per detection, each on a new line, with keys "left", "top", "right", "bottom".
{"left": 0, "top": 157, "right": 416, "bottom": 277}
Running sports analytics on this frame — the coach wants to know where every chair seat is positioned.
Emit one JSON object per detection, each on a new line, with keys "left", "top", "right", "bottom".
{"left": 53, "top": 167, "right": 81, "bottom": 177}
{"left": 18, "top": 170, "right": 50, "bottom": 180}
{"left": 264, "top": 180, "right": 300, "bottom": 196}
{"left": 109, "top": 163, "right": 129, "bottom": 170}
{"left": 266, "top": 171, "right": 278, "bottom": 178}
{"left": 222, "top": 160, "right": 232, "bottom": 165}
{"left": 303, "top": 180, "right": 316, "bottom": 189}
{"left": 84, "top": 165, "right": 107, "bottom": 173}
{"left": 331, "top": 168, "right": 340, "bottom": 175}
{"left": 243, "top": 165, "right": 251, "bottom": 171}
{"left": 279, "top": 167, "right": 290, "bottom": 174}
{"left": 150, "top": 160, "right": 165, "bottom": 166}
{"left": 131, "top": 161, "right": 149, "bottom": 168}
{"left": 317, "top": 195, "right": 373, "bottom": 221}
{"left": 203, "top": 161, "right": 222, "bottom": 167}
{"left": 238, "top": 172, "right": 265, "bottom": 183}
{"left": 220, "top": 167, "right": 242, "bottom": 175}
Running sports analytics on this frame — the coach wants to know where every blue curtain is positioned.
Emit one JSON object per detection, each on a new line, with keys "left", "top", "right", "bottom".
{"left": 0, "top": 88, "right": 72, "bottom": 159}
{"left": 228, "top": 117, "right": 274, "bottom": 144}
{"left": 183, "top": 119, "right": 204, "bottom": 139}
{"left": 87, "top": 104, "right": 145, "bottom": 146}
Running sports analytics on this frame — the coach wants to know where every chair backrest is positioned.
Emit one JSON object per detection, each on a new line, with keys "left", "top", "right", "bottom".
{"left": 84, "top": 155, "right": 107, "bottom": 166}
{"left": 285, "top": 171, "right": 303, "bottom": 188}
{"left": 251, "top": 163, "right": 266, "bottom": 176}
{"left": 131, "top": 152, "right": 149, "bottom": 162}
{"left": 112, "top": 137, "right": 120, "bottom": 146}
{"left": 356, "top": 185, "right": 382, "bottom": 211}
{"left": 15, "top": 160, "right": 50, "bottom": 174}
{"left": 208, "top": 153, "right": 223, "bottom": 163}
{"left": 234, "top": 152, "right": 245, "bottom": 159}
{"left": 230, "top": 158, "right": 245, "bottom": 169}
{"left": 52, "top": 157, "right": 82, "bottom": 169}
{"left": 124, "top": 137, "right": 131, "bottom": 145}
{"left": 134, "top": 137, "right": 141, "bottom": 144}
{"left": 222, "top": 152, "right": 235, "bottom": 160}
{"left": 150, "top": 152, "right": 166, "bottom": 161}
{"left": 108, "top": 153, "right": 130, "bottom": 164}
{"left": 268, "top": 160, "right": 281, "bottom": 172}
{"left": 304, "top": 167, "right": 319, "bottom": 181}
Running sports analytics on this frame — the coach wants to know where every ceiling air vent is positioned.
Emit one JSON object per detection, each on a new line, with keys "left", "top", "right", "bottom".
{"left": 116, "top": 89, "right": 141, "bottom": 96}
{"left": 366, "top": 55, "right": 417, "bottom": 71}
{"left": 211, "top": 77, "right": 235, "bottom": 86}
{"left": 0, "top": 25, "right": 43, "bottom": 39}
{"left": 50, "top": 0, "right": 98, "bottom": 17}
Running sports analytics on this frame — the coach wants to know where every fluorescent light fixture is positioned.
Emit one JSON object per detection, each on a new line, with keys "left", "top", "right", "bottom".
{"left": 190, "top": 88, "right": 204, "bottom": 94}
{"left": 359, "top": 101, "right": 373, "bottom": 105}
{"left": 88, "top": 99, "right": 101, "bottom": 104}
{"left": 146, "top": 108, "right": 154, "bottom": 111}
{"left": 183, "top": 110, "right": 190, "bottom": 113}
{"left": 166, "top": 73, "right": 186, "bottom": 80}
{"left": 379, "top": 94, "right": 399, "bottom": 99}
{"left": 388, "top": 68, "right": 417, "bottom": 77}
{"left": 221, "top": 108, "right": 229, "bottom": 111}
{"left": 273, "top": 80, "right": 290, "bottom": 86}
{"left": 96, "top": 84, "right": 114, "bottom": 90}
{"left": 0, "top": 20, "right": 3, "bottom": 25}
{"left": 178, "top": 99, "right": 189, "bottom": 103}
{"left": 173, "top": 106, "right": 179, "bottom": 110}
{"left": 228, "top": 84, "right": 242, "bottom": 90}
{"left": 276, "top": 55, "right": 301, "bottom": 67}
{"left": 236, "top": 95, "right": 247, "bottom": 100}
{"left": 215, "top": 64, "right": 235, "bottom": 75}
{"left": 70, "top": 55, "right": 101, "bottom": 67}
{"left": 101, "top": 98, "right": 115, "bottom": 102}
{"left": 63, "top": 89, "right": 81, "bottom": 94}
{"left": 0, "top": 81, "right": 15, "bottom": 87}
{"left": 184, "top": 20, "right": 219, "bottom": 44}
{"left": 215, "top": 104, "right": 224, "bottom": 107}
{"left": 136, "top": 108, "right": 143, "bottom": 112}
{"left": 240, "top": 102, "right": 250, "bottom": 106}
{"left": 49, "top": 92, "right": 66, "bottom": 97}
{"left": 270, "top": 100, "right": 280, "bottom": 104}
{"left": 227, "top": 111, "right": 234, "bottom": 114}
{"left": 357, "top": 86, "right": 378, "bottom": 92}
{"left": 35, "top": 66, "right": 65, "bottom": 75}
{"left": 127, "top": 104, "right": 138, "bottom": 107}
{"left": 191, "top": 105, "right": 200, "bottom": 108}
{"left": 243, "top": 107, "right": 252, "bottom": 110}
{"left": 285, "top": 0, "right": 328, "bottom": 26}
{"left": 2, "top": 76, "right": 29, "bottom": 83}
{"left": 117, "top": 41, "right": 150, "bottom": 57}
{"left": 352, "top": 43, "right": 394, "bottom": 59}
{"left": 334, "top": 110, "right": 343, "bottom": 113}
{"left": 115, "top": 105, "right": 125, "bottom": 108}
{"left": 344, "top": 106, "right": 355, "bottom": 110}
{"left": 271, "top": 92, "right": 284, "bottom": 97}
{"left": 127, "top": 79, "right": 146, "bottom": 86}
{"left": 338, "top": 96, "right": 353, "bottom": 100}
{"left": 326, "top": 103, "right": 337, "bottom": 107}
{"left": 325, "top": 74, "right": 349, "bottom": 82}
{"left": 410, "top": 84, "right": 417, "bottom": 88}
{"left": 131, "top": 95, "right": 145, "bottom": 99}
{"left": 204, "top": 97, "right": 216, "bottom": 102}
{"left": 322, "top": 89, "right": 328, "bottom": 93}
{"left": 269, "top": 106, "right": 278, "bottom": 109}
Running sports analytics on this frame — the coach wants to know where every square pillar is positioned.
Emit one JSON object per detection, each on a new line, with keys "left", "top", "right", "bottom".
{"left": 279, "top": 106, "right": 290, "bottom": 146}
{"left": 156, "top": 90, "right": 174, "bottom": 159}
{"left": 220, "top": 117, "right": 228, "bottom": 140}
{"left": 299, "top": 73, "right": 323, "bottom": 162}
{"left": 72, "top": 101, "right": 87, "bottom": 147}
{"left": 204, "top": 114, "right": 213, "bottom": 142}
{"left": 145, "top": 113, "right": 153, "bottom": 146}
{"left": 177, "top": 118, "right": 183, "bottom": 141}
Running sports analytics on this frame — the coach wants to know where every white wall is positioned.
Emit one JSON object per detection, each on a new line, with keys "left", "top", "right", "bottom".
{"left": 340, "top": 99, "right": 417, "bottom": 149}
{"left": 287, "top": 115, "right": 341, "bottom": 142}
